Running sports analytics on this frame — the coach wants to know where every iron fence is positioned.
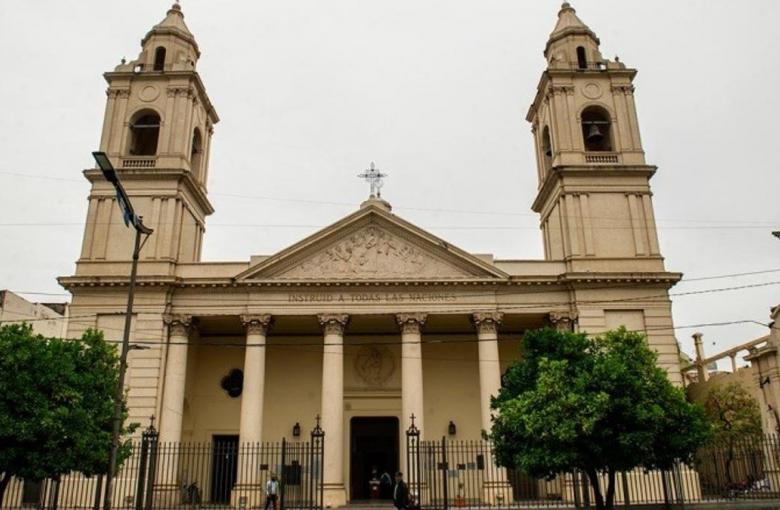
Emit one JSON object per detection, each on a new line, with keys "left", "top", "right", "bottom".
{"left": 1, "top": 420, "right": 324, "bottom": 510}
{"left": 406, "top": 427, "right": 780, "bottom": 508}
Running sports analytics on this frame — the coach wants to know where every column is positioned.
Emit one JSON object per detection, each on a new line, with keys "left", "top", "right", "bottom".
{"left": 397, "top": 313, "right": 427, "bottom": 503}
{"left": 396, "top": 313, "right": 428, "bottom": 437}
{"left": 233, "top": 314, "right": 272, "bottom": 508}
{"left": 549, "top": 311, "right": 577, "bottom": 333}
{"left": 472, "top": 312, "right": 503, "bottom": 434}
{"left": 159, "top": 315, "right": 192, "bottom": 444}
{"left": 692, "top": 332, "right": 709, "bottom": 382}
{"left": 238, "top": 314, "right": 272, "bottom": 446}
{"left": 472, "top": 312, "right": 512, "bottom": 505}
{"left": 318, "top": 313, "right": 349, "bottom": 508}
{"left": 155, "top": 315, "right": 192, "bottom": 505}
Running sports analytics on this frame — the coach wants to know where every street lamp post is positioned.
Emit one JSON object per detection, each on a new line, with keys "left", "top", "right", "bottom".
{"left": 92, "top": 152, "right": 153, "bottom": 510}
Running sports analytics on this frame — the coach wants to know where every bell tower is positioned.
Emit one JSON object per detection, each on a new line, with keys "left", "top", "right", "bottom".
{"left": 77, "top": 3, "right": 218, "bottom": 274}
{"left": 528, "top": 3, "right": 663, "bottom": 273}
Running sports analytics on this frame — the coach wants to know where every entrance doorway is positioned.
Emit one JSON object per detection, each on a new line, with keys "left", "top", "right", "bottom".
{"left": 211, "top": 435, "right": 239, "bottom": 504}
{"left": 350, "top": 417, "right": 399, "bottom": 501}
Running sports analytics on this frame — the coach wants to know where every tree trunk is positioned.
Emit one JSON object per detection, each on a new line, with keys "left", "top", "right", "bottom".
{"left": 586, "top": 468, "right": 606, "bottom": 510}
{"left": 605, "top": 469, "right": 616, "bottom": 510}
{"left": 0, "top": 473, "right": 11, "bottom": 508}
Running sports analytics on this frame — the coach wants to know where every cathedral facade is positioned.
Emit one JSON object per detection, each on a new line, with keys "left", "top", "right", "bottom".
{"left": 59, "top": 3, "right": 682, "bottom": 506}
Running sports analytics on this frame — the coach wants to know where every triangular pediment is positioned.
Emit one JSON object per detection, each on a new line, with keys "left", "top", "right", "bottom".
{"left": 235, "top": 204, "right": 508, "bottom": 281}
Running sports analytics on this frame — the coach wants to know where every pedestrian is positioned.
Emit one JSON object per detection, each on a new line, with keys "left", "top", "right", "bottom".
{"left": 392, "top": 472, "right": 409, "bottom": 510}
{"left": 265, "top": 473, "right": 280, "bottom": 510}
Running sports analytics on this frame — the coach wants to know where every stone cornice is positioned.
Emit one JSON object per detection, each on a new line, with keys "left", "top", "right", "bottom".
{"left": 559, "top": 272, "right": 682, "bottom": 286}
{"left": 526, "top": 68, "right": 637, "bottom": 123}
{"left": 531, "top": 165, "right": 657, "bottom": 214}
{"left": 83, "top": 167, "right": 214, "bottom": 216}
{"left": 103, "top": 70, "right": 218, "bottom": 124}
{"left": 58, "top": 272, "right": 681, "bottom": 292}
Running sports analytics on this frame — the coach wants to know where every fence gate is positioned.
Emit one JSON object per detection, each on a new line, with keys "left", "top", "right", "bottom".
{"left": 0, "top": 418, "right": 325, "bottom": 510}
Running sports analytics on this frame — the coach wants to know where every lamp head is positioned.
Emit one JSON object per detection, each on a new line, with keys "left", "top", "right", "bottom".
{"left": 92, "top": 151, "right": 117, "bottom": 184}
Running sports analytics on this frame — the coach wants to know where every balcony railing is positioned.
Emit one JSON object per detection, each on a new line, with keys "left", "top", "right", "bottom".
{"left": 585, "top": 152, "right": 620, "bottom": 164}
{"left": 121, "top": 157, "right": 157, "bottom": 168}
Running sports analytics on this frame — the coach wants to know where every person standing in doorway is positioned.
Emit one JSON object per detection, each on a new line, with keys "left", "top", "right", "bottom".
{"left": 392, "top": 472, "right": 409, "bottom": 510}
{"left": 265, "top": 473, "right": 279, "bottom": 510}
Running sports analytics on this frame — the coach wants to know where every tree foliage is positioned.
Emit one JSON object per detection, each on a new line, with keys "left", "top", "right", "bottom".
{"left": 490, "top": 327, "right": 710, "bottom": 510}
{"left": 703, "top": 383, "right": 763, "bottom": 444}
{"left": 702, "top": 383, "right": 763, "bottom": 485}
{"left": 0, "top": 324, "right": 136, "bottom": 505}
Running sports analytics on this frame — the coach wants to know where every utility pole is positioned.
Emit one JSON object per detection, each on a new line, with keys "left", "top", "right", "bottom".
{"left": 92, "top": 152, "right": 153, "bottom": 510}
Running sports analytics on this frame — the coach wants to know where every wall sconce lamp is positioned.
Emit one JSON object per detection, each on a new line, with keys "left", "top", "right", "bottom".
{"left": 448, "top": 420, "right": 457, "bottom": 436}
{"left": 293, "top": 422, "right": 301, "bottom": 437}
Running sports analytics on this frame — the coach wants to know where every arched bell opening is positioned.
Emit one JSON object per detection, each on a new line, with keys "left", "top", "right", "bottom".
{"left": 581, "top": 106, "right": 613, "bottom": 152}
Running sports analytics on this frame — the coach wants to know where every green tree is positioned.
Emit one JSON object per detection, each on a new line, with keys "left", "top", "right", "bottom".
{"left": 0, "top": 324, "right": 136, "bottom": 505}
{"left": 703, "top": 383, "right": 763, "bottom": 485}
{"left": 490, "top": 327, "right": 710, "bottom": 510}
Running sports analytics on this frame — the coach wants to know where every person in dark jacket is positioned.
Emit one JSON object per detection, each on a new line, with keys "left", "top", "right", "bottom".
{"left": 392, "top": 472, "right": 409, "bottom": 510}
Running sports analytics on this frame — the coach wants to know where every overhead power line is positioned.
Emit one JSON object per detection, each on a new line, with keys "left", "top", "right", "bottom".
{"left": 0, "top": 221, "right": 776, "bottom": 231}
{"left": 1, "top": 171, "right": 778, "bottom": 227}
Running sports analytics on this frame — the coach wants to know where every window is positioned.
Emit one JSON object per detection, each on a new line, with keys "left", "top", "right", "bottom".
{"left": 576, "top": 46, "right": 588, "bottom": 69}
{"left": 581, "top": 106, "right": 612, "bottom": 152}
{"left": 153, "top": 46, "right": 166, "bottom": 71}
{"left": 129, "top": 112, "right": 161, "bottom": 156}
{"left": 191, "top": 128, "right": 203, "bottom": 177}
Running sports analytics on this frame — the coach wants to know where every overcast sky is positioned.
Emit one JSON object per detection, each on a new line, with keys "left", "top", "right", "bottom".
{"left": 1, "top": 0, "right": 778, "bottom": 365}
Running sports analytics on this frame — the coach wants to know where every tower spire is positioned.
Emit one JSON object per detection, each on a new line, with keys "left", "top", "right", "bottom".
{"left": 139, "top": 2, "right": 200, "bottom": 63}
{"left": 545, "top": 1, "right": 600, "bottom": 59}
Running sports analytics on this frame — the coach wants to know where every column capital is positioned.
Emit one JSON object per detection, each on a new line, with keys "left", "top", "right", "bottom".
{"left": 241, "top": 314, "right": 272, "bottom": 336}
{"left": 472, "top": 312, "right": 503, "bottom": 336}
{"left": 548, "top": 311, "right": 578, "bottom": 332}
{"left": 164, "top": 314, "right": 193, "bottom": 337}
{"left": 318, "top": 313, "right": 350, "bottom": 336}
{"left": 396, "top": 313, "right": 428, "bottom": 335}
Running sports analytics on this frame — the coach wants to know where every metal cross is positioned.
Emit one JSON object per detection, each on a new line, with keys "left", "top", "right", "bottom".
{"left": 357, "top": 162, "right": 388, "bottom": 198}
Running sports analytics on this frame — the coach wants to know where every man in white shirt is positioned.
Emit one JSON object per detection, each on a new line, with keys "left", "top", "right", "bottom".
{"left": 265, "top": 473, "right": 279, "bottom": 510}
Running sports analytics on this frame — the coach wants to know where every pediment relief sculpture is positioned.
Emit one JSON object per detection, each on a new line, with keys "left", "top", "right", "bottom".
{"left": 276, "top": 225, "right": 475, "bottom": 279}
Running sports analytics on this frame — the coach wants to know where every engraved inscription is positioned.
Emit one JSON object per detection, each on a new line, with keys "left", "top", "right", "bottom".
{"left": 287, "top": 292, "right": 458, "bottom": 303}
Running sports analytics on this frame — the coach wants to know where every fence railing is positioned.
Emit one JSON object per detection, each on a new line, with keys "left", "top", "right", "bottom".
{"left": 406, "top": 428, "right": 780, "bottom": 508}
{"left": 1, "top": 421, "right": 325, "bottom": 510}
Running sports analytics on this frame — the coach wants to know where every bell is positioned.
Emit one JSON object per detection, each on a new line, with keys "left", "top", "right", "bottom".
{"left": 544, "top": 147, "right": 553, "bottom": 157}
{"left": 586, "top": 123, "right": 604, "bottom": 144}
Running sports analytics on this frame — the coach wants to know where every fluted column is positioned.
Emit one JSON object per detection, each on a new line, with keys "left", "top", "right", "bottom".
{"left": 472, "top": 312, "right": 503, "bottom": 434}
{"left": 159, "top": 315, "right": 192, "bottom": 444}
{"left": 318, "top": 313, "right": 349, "bottom": 508}
{"left": 396, "top": 313, "right": 428, "bottom": 437}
